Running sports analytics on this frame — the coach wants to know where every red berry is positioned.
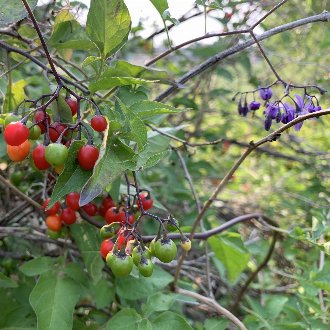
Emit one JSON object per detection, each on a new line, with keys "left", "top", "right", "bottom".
{"left": 32, "top": 145, "right": 50, "bottom": 170}
{"left": 82, "top": 203, "right": 97, "bottom": 216}
{"left": 105, "top": 207, "right": 119, "bottom": 224}
{"left": 42, "top": 198, "right": 60, "bottom": 215}
{"left": 7, "top": 140, "right": 30, "bottom": 162}
{"left": 60, "top": 208, "right": 77, "bottom": 225}
{"left": 102, "top": 196, "right": 115, "bottom": 210}
{"left": 45, "top": 214, "right": 62, "bottom": 232}
{"left": 117, "top": 235, "right": 126, "bottom": 250}
{"left": 4, "top": 122, "right": 29, "bottom": 146}
{"left": 127, "top": 213, "right": 135, "bottom": 225}
{"left": 116, "top": 210, "right": 126, "bottom": 224}
{"left": 100, "top": 239, "right": 114, "bottom": 259}
{"left": 65, "top": 192, "right": 80, "bottom": 211}
{"left": 78, "top": 145, "right": 99, "bottom": 171}
{"left": 65, "top": 97, "right": 78, "bottom": 116}
{"left": 98, "top": 205, "right": 107, "bottom": 217}
{"left": 137, "top": 193, "right": 153, "bottom": 211}
{"left": 34, "top": 110, "right": 51, "bottom": 134}
{"left": 49, "top": 122, "right": 67, "bottom": 143}
{"left": 91, "top": 115, "right": 107, "bottom": 132}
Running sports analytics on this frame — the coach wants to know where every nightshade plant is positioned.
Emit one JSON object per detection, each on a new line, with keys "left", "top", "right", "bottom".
{"left": 0, "top": 0, "right": 329, "bottom": 329}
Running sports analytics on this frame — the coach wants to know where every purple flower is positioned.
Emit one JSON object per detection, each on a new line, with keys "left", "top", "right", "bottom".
{"left": 281, "top": 103, "right": 295, "bottom": 124}
{"left": 307, "top": 104, "right": 321, "bottom": 113}
{"left": 265, "top": 103, "right": 280, "bottom": 119}
{"left": 238, "top": 99, "right": 243, "bottom": 115}
{"left": 238, "top": 99, "right": 249, "bottom": 116}
{"left": 264, "top": 116, "right": 272, "bottom": 131}
{"left": 241, "top": 99, "right": 249, "bottom": 117}
{"left": 294, "top": 94, "right": 308, "bottom": 131}
{"left": 249, "top": 101, "right": 261, "bottom": 111}
{"left": 259, "top": 87, "right": 273, "bottom": 100}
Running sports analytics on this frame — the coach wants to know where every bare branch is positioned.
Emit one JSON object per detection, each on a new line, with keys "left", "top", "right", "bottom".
{"left": 155, "top": 11, "right": 329, "bottom": 102}
{"left": 176, "top": 287, "right": 248, "bottom": 330}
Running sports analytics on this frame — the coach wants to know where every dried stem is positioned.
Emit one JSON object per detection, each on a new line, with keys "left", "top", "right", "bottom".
{"left": 21, "top": 0, "right": 61, "bottom": 85}
{"left": 176, "top": 287, "right": 248, "bottom": 330}
{"left": 0, "top": 174, "right": 42, "bottom": 210}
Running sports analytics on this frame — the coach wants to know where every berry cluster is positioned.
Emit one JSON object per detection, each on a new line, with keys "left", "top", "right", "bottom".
{"left": 2, "top": 97, "right": 105, "bottom": 172}
{"left": 235, "top": 86, "right": 323, "bottom": 131}
{"left": 2, "top": 87, "right": 192, "bottom": 279}
{"left": 100, "top": 221, "right": 191, "bottom": 278}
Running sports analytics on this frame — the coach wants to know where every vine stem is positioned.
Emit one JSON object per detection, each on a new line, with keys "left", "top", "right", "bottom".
{"left": 21, "top": 0, "right": 61, "bottom": 85}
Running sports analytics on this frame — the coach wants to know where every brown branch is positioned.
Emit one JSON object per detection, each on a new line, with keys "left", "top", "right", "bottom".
{"left": 145, "top": 30, "right": 249, "bottom": 66}
{"left": 155, "top": 11, "right": 330, "bottom": 102}
{"left": 21, "top": 0, "right": 61, "bottom": 85}
{"left": 172, "top": 109, "right": 330, "bottom": 287}
{"left": 0, "top": 40, "right": 89, "bottom": 94}
{"left": 0, "top": 174, "right": 42, "bottom": 210}
{"left": 176, "top": 288, "right": 248, "bottom": 330}
{"left": 230, "top": 230, "right": 279, "bottom": 312}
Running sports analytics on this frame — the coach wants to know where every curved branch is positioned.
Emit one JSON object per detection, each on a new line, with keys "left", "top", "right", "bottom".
{"left": 155, "top": 11, "right": 330, "bottom": 102}
{"left": 176, "top": 287, "right": 248, "bottom": 330}
{"left": 0, "top": 173, "right": 42, "bottom": 210}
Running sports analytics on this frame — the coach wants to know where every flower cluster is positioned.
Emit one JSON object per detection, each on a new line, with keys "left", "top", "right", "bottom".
{"left": 237, "top": 86, "right": 322, "bottom": 131}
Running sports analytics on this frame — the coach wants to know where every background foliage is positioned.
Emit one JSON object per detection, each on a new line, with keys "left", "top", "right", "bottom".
{"left": 0, "top": 0, "right": 329, "bottom": 329}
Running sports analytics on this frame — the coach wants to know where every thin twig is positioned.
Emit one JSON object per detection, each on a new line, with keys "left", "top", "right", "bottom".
{"left": 0, "top": 174, "right": 42, "bottom": 210}
{"left": 155, "top": 11, "right": 329, "bottom": 101}
{"left": 172, "top": 109, "right": 330, "bottom": 286}
{"left": 21, "top": 0, "right": 61, "bottom": 85}
{"left": 230, "top": 231, "right": 279, "bottom": 311}
{"left": 176, "top": 287, "right": 248, "bottom": 330}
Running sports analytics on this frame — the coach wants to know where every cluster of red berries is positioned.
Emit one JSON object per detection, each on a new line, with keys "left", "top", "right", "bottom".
{"left": 2, "top": 97, "right": 107, "bottom": 173}
{"left": 3, "top": 94, "right": 192, "bottom": 279}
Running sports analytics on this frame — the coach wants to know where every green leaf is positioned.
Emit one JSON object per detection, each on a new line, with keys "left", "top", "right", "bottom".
{"left": 204, "top": 318, "right": 229, "bottom": 330}
{"left": 49, "top": 141, "right": 92, "bottom": 208}
{"left": 143, "top": 292, "right": 176, "bottom": 316}
{"left": 208, "top": 234, "right": 250, "bottom": 283}
{"left": 116, "top": 98, "right": 148, "bottom": 152}
{"left": 0, "top": 273, "right": 17, "bottom": 288}
{"left": 89, "top": 60, "right": 173, "bottom": 92}
{"left": 55, "top": 95, "right": 73, "bottom": 124}
{"left": 48, "top": 10, "right": 96, "bottom": 50}
{"left": 106, "top": 309, "right": 142, "bottom": 330}
{"left": 149, "top": 0, "right": 169, "bottom": 16}
{"left": 82, "top": 56, "right": 102, "bottom": 69}
{"left": 116, "top": 266, "right": 173, "bottom": 300}
{"left": 110, "top": 60, "right": 171, "bottom": 81}
{"left": 132, "top": 146, "right": 168, "bottom": 171}
{"left": 70, "top": 222, "right": 103, "bottom": 283}
{"left": 130, "top": 101, "right": 184, "bottom": 120}
{"left": 91, "top": 278, "right": 115, "bottom": 309}
{"left": 116, "top": 86, "right": 148, "bottom": 107}
{"left": 0, "top": 0, "right": 37, "bottom": 28}
{"left": 3, "top": 80, "right": 27, "bottom": 113}
{"left": 152, "top": 311, "right": 192, "bottom": 329}
{"left": 138, "top": 319, "right": 153, "bottom": 330}
{"left": 29, "top": 272, "right": 81, "bottom": 330}
{"left": 19, "top": 257, "right": 55, "bottom": 277}
{"left": 80, "top": 134, "right": 135, "bottom": 206}
{"left": 89, "top": 77, "right": 157, "bottom": 93}
{"left": 86, "top": 0, "right": 131, "bottom": 58}
{"left": 1, "top": 327, "right": 35, "bottom": 330}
